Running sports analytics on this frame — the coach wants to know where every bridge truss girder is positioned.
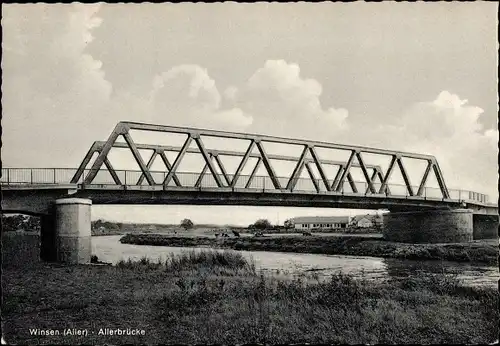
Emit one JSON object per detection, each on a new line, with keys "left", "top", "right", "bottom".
{"left": 70, "top": 121, "right": 450, "bottom": 199}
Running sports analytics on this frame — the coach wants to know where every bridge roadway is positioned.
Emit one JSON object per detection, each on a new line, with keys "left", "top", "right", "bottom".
{"left": 0, "top": 170, "right": 497, "bottom": 215}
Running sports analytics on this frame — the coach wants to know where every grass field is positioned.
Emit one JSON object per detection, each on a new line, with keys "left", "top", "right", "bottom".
{"left": 2, "top": 247, "right": 498, "bottom": 345}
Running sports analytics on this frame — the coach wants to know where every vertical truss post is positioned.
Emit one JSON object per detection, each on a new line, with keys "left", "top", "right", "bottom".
{"left": 231, "top": 141, "right": 255, "bottom": 188}
{"left": 416, "top": 159, "right": 432, "bottom": 197}
{"left": 335, "top": 150, "right": 355, "bottom": 192}
{"left": 396, "top": 156, "right": 414, "bottom": 196}
{"left": 286, "top": 145, "right": 309, "bottom": 191}
{"left": 193, "top": 135, "right": 224, "bottom": 188}
{"left": 255, "top": 140, "right": 281, "bottom": 190}
{"left": 309, "top": 146, "right": 331, "bottom": 192}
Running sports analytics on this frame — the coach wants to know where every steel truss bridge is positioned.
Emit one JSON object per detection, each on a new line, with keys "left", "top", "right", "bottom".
{"left": 1, "top": 121, "right": 495, "bottom": 212}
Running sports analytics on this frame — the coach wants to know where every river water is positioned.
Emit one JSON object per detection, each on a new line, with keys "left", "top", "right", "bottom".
{"left": 92, "top": 235, "right": 499, "bottom": 287}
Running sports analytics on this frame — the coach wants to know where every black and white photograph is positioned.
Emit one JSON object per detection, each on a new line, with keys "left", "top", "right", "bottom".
{"left": 1, "top": 2, "right": 498, "bottom": 345}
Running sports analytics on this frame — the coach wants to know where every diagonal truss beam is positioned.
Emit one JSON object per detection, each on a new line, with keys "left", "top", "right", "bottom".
{"left": 195, "top": 158, "right": 210, "bottom": 188}
{"left": 213, "top": 154, "right": 231, "bottom": 186}
{"left": 104, "top": 158, "right": 122, "bottom": 185}
{"left": 379, "top": 155, "right": 397, "bottom": 194}
{"left": 346, "top": 172, "right": 358, "bottom": 193}
{"left": 245, "top": 158, "right": 262, "bottom": 189}
{"left": 416, "top": 160, "right": 432, "bottom": 197}
{"left": 309, "top": 146, "right": 331, "bottom": 192}
{"left": 255, "top": 141, "right": 281, "bottom": 190}
{"left": 356, "top": 152, "right": 376, "bottom": 194}
{"left": 305, "top": 162, "right": 320, "bottom": 192}
{"left": 159, "top": 151, "right": 182, "bottom": 187}
{"left": 194, "top": 136, "right": 224, "bottom": 188}
{"left": 71, "top": 142, "right": 101, "bottom": 184}
{"left": 83, "top": 125, "right": 124, "bottom": 184}
{"left": 137, "top": 151, "right": 158, "bottom": 185}
{"left": 432, "top": 161, "right": 450, "bottom": 199}
{"left": 163, "top": 136, "right": 192, "bottom": 187}
{"left": 286, "top": 145, "right": 309, "bottom": 191}
{"left": 396, "top": 157, "right": 414, "bottom": 196}
{"left": 231, "top": 141, "right": 255, "bottom": 188}
{"left": 122, "top": 132, "right": 155, "bottom": 186}
{"left": 331, "top": 165, "right": 344, "bottom": 191}
{"left": 335, "top": 150, "right": 356, "bottom": 192}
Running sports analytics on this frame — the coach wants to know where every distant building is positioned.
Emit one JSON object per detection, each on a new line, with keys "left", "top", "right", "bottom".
{"left": 349, "top": 214, "right": 383, "bottom": 228}
{"left": 350, "top": 215, "right": 373, "bottom": 228}
{"left": 290, "top": 216, "right": 351, "bottom": 230}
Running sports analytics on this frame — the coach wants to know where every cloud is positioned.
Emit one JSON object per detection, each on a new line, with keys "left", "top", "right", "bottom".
{"left": 148, "top": 64, "right": 252, "bottom": 130}
{"left": 2, "top": 4, "right": 113, "bottom": 167}
{"left": 343, "top": 91, "right": 498, "bottom": 198}
{"left": 234, "top": 60, "right": 349, "bottom": 139}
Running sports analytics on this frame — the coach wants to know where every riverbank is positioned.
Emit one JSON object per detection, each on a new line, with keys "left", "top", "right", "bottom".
{"left": 2, "top": 250, "right": 498, "bottom": 345}
{"left": 120, "top": 233, "right": 499, "bottom": 264}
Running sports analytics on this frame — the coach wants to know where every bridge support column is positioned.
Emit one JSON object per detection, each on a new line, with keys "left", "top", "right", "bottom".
{"left": 40, "top": 212, "right": 57, "bottom": 262}
{"left": 383, "top": 209, "right": 473, "bottom": 243}
{"left": 53, "top": 198, "right": 92, "bottom": 264}
{"left": 473, "top": 214, "right": 499, "bottom": 240}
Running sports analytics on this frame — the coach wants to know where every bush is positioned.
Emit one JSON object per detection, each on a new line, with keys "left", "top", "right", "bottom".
{"left": 165, "top": 250, "right": 256, "bottom": 274}
{"left": 181, "top": 219, "right": 194, "bottom": 230}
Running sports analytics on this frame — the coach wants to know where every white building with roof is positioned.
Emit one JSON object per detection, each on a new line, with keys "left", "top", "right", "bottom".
{"left": 290, "top": 216, "right": 351, "bottom": 230}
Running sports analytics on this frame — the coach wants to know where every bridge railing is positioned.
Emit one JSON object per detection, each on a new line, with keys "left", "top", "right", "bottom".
{"left": 0, "top": 167, "right": 490, "bottom": 204}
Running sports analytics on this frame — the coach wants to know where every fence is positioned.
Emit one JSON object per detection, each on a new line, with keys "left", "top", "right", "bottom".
{"left": 0, "top": 167, "right": 490, "bottom": 204}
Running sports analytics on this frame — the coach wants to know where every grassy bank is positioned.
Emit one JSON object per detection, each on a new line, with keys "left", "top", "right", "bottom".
{"left": 2, "top": 249, "right": 498, "bottom": 345}
{"left": 120, "top": 233, "right": 499, "bottom": 265}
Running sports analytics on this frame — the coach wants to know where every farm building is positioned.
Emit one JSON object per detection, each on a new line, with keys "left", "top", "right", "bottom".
{"left": 349, "top": 214, "right": 383, "bottom": 228}
{"left": 290, "top": 216, "right": 351, "bottom": 230}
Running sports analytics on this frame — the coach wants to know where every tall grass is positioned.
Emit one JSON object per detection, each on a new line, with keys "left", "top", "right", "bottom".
{"left": 116, "top": 249, "right": 256, "bottom": 275}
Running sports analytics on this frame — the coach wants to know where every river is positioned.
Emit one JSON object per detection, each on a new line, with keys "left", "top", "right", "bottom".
{"left": 92, "top": 235, "right": 499, "bottom": 287}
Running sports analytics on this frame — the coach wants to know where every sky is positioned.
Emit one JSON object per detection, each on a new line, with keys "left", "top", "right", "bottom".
{"left": 2, "top": 3, "right": 498, "bottom": 226}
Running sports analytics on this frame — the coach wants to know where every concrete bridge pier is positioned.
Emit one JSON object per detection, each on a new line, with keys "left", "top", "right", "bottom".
{"left": 473, "top": 214, "right": 499, "bottom": 240}
{"left": 383, "top": 209, "right": 473, "bottom": 243}
{"left": 40, "top": 198, "right": 92, "bottom": 264}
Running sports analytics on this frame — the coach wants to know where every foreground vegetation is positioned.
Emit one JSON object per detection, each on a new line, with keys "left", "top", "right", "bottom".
{"left": 2, "top": 248, "right": 498, "bottom": 345}
{"left": 120, "top": 233, "right": 499, "bottom": 264}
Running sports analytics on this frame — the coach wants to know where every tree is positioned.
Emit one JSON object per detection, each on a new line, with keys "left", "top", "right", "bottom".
{"left": 284, "top": 219, "right": 293, "bottom": 229}
{"left": 253, "top": 219, "right": 272, "bottom": 230}
{"left": 180, "top": 219, "right": 194, "bottom": 230}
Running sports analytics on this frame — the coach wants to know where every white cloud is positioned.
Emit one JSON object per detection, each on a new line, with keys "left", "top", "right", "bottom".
{"left": 234, "top": 60, "right": 349, "bottom": 139}
{"left": 2, "top": 4, "right": 113, "bottom": 167}
{"left": 148, "top": 64, "right": 251, "bottom": 130}
{"left": 343, "top": 91, "right": 498, "bottom": 198}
